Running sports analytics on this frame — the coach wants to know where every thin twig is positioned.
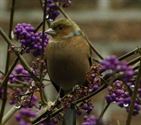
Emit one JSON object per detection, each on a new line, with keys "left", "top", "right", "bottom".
{"left": 0, "top": 57, "right": 19, "bottom": 124}
{"left": 41, "top": 0, "right": 47, "bottom": 72}
{"left": 32, "top": 100, "right": 61, "bottom": 124}
{"left": 126, "top": 58, "right": 141, "bottom": 125}
{"left": 2, "top": 106, "right": 19, "bottom": 125}
{"left": 0, "top": 1, "right": 16, "bottom": 122}
{"left": 8, "top": 83, "right": 28, "bottom": 88}
{"left": 128, "top": 56, "right": 141, "bottom": 65}
{"left": 35, "top": 22, "right": 43, "bottom": 32}
{"left": 5, "top": 0, "right": 16, "bottom": 74}
{"left": 73, "top": 83, "right": 107, "bottom": 105}
{"left": 33, "top": 107, "right": 63, "bottom": 125}
{"left": 133, "top": 65, "right": 139, "bottom": 71}
{"left": 39, "top": 0, "right": 48, "bottom": 104}
{"left": 0, "top": 70, "right": 4, "bottom": 75}
{"left": 43, "top": 78, "right": 50, "bottom": 81}
{"left": 8, "top": 0, "right": 15, "bottom": 39}
{"left": 119, "top": 48, "right": 138, "bottom": 60}
{"left": 97, "top": 103, "right": 111, "bottom": 125}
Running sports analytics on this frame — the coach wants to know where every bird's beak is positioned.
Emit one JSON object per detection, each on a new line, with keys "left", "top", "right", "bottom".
{"left": 46, "top": 28, "right": 56, "bottom": 36}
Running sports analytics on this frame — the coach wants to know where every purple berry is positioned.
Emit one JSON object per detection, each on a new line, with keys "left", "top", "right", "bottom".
{"left": 14, "top": 23, "right": 49, "bottom": 56}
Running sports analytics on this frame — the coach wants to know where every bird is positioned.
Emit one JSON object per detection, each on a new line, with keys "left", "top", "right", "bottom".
{"left": 45, "top": 19, "right": 92, "bottom": 92}
{"left": 44, "top": 18, "right": 92, "bottom": 125}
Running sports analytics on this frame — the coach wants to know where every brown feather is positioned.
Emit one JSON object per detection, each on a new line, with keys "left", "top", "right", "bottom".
{"left": 45, "top": 35, "right": 90, "bottom": 91}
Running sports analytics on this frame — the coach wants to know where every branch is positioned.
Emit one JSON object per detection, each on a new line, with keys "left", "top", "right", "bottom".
{"left": 119, "top": 48, "right": 139, "bottom": 60}
{"left": 5, "top": 0, "right": 16, "bottom": 74}
{"left": 2, "top": 106, "right": 19, "bottom": 125}
{"left": 0, "top": 57, "right": 19, "bottom": 124}
{"left": 97, "top": 102, "right": 111, "bottom": 125}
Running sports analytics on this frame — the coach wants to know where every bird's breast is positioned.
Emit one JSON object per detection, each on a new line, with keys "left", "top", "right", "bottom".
{"left": 46, "top": 38, "right": 90, "bottom": 91}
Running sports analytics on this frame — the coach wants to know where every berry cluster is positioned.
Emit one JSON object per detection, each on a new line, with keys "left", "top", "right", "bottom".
{"left": 106, "top": 80, "right": 141, "bottom": 115}
{"left": 14, "top": 23, "right": 49, "bottom": 56}
{"left": 77, "top": 100, "right": 94, "bottom": 115}
{"left": 9, "top": 64, "right": 32, "bottom": 84}
{"left": 8, "top": 64, "right": 38, "bottom": 108}
{"left": 100, "top": 56, "right": 141, "bottom": 115}
{"left": 16, "top": 108, "right": 36, "bottom": 125}
{"left": 81, "top": 115, "right": 97, "bottom": 125}
{"left": 31, "top": 58, "right": 48, "bottom": 77}
{"left": 86, "top": 64, "right": 102, "bottom": 92}
{"left": 9, "top": 85, "right": 38, "bottom": 107}
{"left": 100, "top": 55, "right": 134, "bottom": 83}
{"left": 45, "top": 0, "right": 60, "bottom": 21}
{"left": 45, "top": 0, "right": 72, "bottom": 21}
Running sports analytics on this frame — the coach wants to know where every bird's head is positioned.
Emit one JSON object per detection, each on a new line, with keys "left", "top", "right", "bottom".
{"left": 46, "top": 19, "right": 80, "bottom": 39}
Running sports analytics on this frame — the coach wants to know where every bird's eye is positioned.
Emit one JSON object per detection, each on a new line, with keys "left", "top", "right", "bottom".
{"left": 58, "top": 25, "right": 63, "bottom": 30}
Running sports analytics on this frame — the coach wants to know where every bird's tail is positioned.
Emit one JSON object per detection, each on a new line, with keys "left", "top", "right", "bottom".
{"left": 63, "top": 105, "right": 76, "bottom": 125}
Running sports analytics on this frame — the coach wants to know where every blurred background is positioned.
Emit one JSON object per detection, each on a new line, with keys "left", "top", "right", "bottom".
{"left": 0, "top": 0, "right": 141, "bottom": 125}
